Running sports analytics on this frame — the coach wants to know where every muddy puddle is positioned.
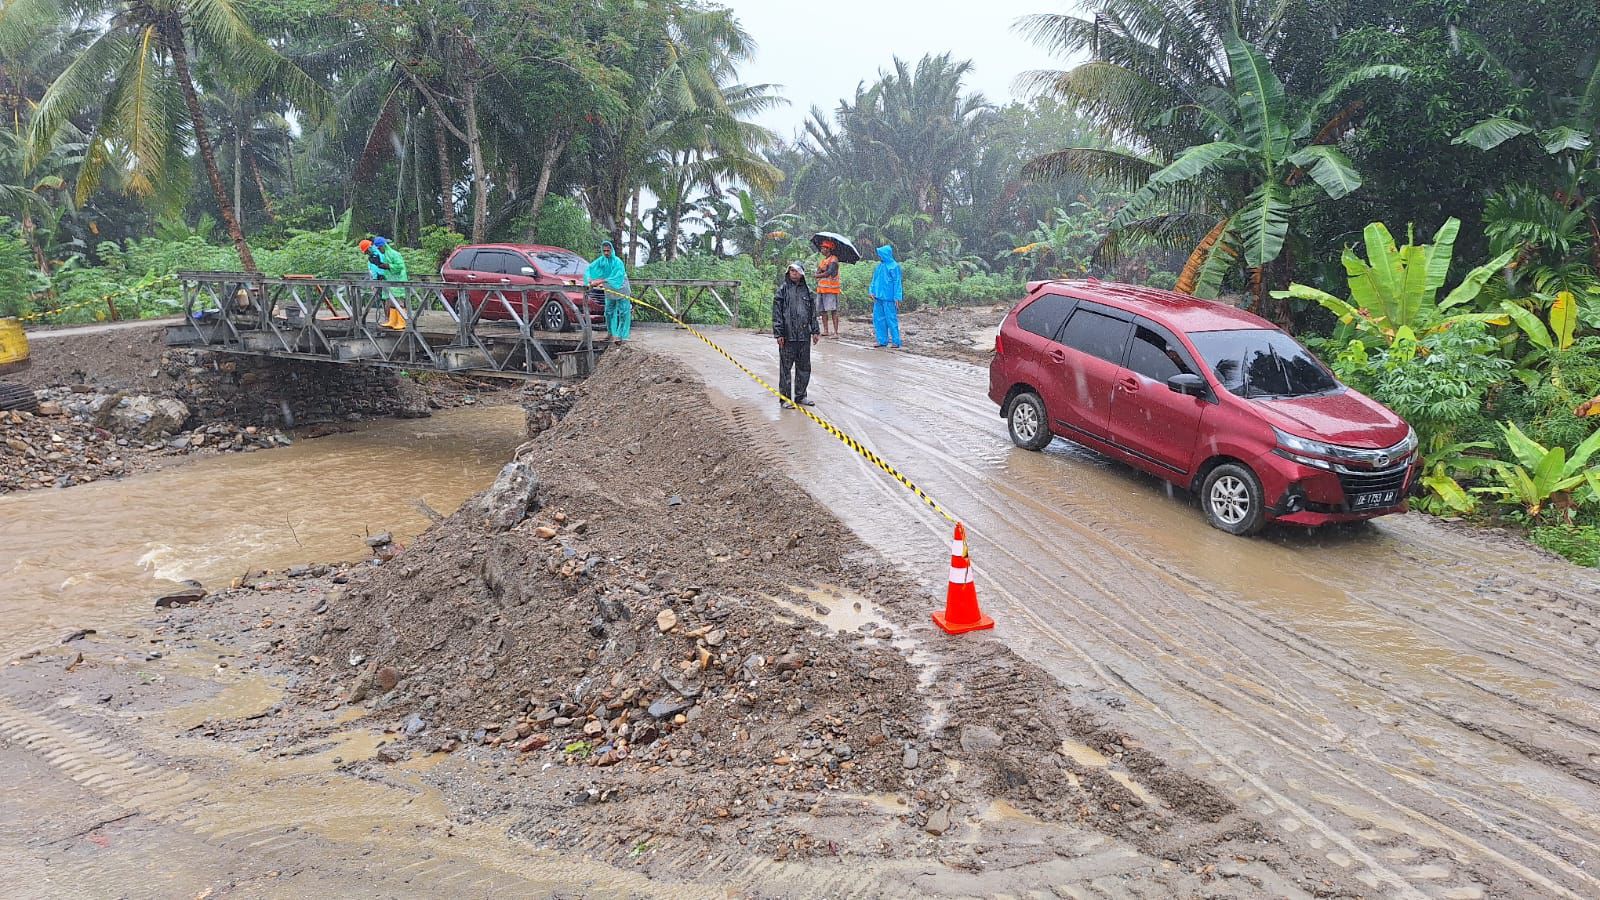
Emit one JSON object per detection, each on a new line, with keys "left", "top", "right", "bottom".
{"left": 0, "top": 404, "right": 523, "bottom": 656}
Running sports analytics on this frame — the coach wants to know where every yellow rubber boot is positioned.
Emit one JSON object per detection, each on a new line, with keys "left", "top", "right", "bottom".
{"left": 384, "top": 308, "right": 406, "bottom": 330}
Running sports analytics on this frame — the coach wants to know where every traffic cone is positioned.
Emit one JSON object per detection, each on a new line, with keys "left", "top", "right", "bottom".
{"left": 932, "top": 523, "right": 993, "bottom": 635}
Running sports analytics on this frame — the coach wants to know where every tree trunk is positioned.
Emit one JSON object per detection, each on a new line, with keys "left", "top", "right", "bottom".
{"left": 628, "top": 188, "right": 642, "bottom": 266}
{"left": 464, "top": 80, "right": 488, "bottom": 242}
{"left": 433, "top": 113, "right": 456, "bottom": 233}
{"left": 248, "top": 155, "right": 276, "bottom": 222}
{"left": 233, "top": 130, "right": 243, "bottom": 231}
{"left": 168, "top": 30, "right": 256, "bottom": 272}
{"left": 528, "top": 132, "right": 570, "bottom": 235}
{"left": 392, "top": 119, "right": 409, "bottom": 241}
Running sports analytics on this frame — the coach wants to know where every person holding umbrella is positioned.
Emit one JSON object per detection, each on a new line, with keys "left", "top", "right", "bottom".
{"left": 810, "top": 231, "right": 859, "bottom": 339}
{"left": 773, "top": 262, "right": 821, "bottom": 408}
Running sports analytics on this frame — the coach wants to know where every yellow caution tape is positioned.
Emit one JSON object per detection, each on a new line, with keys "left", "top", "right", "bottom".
{"left": 606, "top": 287, "right": 959, "bottom": 526}
{"left": 16, "top": 273, "right": 178, "bottom": 324}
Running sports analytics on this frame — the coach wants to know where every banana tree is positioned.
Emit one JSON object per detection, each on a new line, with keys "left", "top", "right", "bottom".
{"left": 1473, "top": 422, "right": 1600, "bottom": 519}
{"left": 1273, "top": 219, "right": 1516, "bottom": 345}
{"left": 1097, "top": 35, "right": 1406, "bottom": 309}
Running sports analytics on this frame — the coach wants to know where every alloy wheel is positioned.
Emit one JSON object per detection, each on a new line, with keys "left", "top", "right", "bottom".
{"left": 1012, "top": 402, "right": 1040, "bottom": 442}
{"left": 1209, "top": 475, "right": 1251, "bottom": 525}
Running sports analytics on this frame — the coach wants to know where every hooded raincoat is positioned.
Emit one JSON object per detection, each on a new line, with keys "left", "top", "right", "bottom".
{"left": 586, "top": 240, "right": 632, "bottom": 340}
{"left": 773, "top": 265, "right": 820, "bottom": 403}
{"left": 379, "top": 243, "right": 409, "bottom": 282}
{"left": 869, "top": 245, "right": 903, "bottom": 348}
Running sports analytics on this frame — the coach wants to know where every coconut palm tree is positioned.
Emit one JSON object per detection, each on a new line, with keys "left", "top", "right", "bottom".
{"left": 17, "top": 0, "right": 326, "bottom": 271}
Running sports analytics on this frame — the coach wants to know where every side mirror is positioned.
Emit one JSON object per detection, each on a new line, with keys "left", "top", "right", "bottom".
{"left": 520, "top": 266, "right": 536, "bottom": 276}
{"left": 1168, "top": 373, "right": 1207, "bottom": 396}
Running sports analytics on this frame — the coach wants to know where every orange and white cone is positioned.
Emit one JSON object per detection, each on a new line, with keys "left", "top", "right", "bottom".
{"left": 932, "top": 523, "right": 993, "bottom": 635}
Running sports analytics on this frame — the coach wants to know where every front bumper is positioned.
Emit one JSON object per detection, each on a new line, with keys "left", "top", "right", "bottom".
{"left": 1257, "top": 450, "right": 1419, "bottom": 526}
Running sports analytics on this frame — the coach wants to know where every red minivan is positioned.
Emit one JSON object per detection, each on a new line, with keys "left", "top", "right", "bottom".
{"left": 440, "top": 243, "right": 601, "bottom": 331}
{"left": 988, "top": 280, "right": 1419, "bottom": 535}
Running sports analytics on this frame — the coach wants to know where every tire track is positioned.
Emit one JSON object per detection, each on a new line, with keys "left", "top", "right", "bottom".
{"left": 656, "top": 328, "right": 1600, "bottom": 898}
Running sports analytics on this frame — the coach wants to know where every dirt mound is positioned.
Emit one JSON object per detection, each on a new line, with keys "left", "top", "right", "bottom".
{"left": 276, "top": 346, "right": 1358, "bottom": 890}
{"left": 307, "top": 350, "right": 926, "bottom": 796}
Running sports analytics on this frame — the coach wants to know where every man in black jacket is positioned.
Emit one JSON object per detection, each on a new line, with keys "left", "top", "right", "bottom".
{"left": 773, "top": 263, "right": 821, "bottom": 409}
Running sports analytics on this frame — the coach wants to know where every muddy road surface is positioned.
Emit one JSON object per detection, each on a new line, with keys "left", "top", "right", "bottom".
{"left": 653, "top": 324, "right": 1600, "bottom": 899}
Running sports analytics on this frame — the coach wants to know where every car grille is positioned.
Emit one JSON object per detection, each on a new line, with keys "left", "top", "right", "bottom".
{"left": 1337, "top": 463, "right": 1411, "bottom": 498}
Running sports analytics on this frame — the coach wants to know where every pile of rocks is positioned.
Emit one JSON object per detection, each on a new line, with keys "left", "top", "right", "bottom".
{"left": 1, "top": 388, "right": 293, "bottom": 492}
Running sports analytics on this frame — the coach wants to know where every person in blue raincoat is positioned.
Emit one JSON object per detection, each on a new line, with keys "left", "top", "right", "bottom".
{"left": 585, "top": 240, "right": 632, "bottom": 342}
{"left": 868, "top": 244, "right": 903, "bottom": 349}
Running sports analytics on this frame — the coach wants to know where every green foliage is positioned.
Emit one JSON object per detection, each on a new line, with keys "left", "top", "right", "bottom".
{"left": 528, "top": 197, "right": 605, "bottom": 258}
{"left": 1493, "top": 337, "right": 1600, "bottom": 449}
{"left": 1473, "top": 422, "right": 1600, "bottom": 520}
{"left": 1529, "top": 524, "right": 1600, "bottom": 567}
{"left": 418, "top": 225, "right": 466, "bottom": 275}
{"left": 635, "top": 251, "right": 1025, "bottom": 328}
{"left": 1277, "top": 219, "right": 1516, "bottom": 343}
{"left": 0, "top": 222, "right": 46, "bottom": 317}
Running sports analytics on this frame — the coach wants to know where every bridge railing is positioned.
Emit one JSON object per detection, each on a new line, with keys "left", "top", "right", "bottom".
{"left": 168, "top": 272, "right": 599, "bottom": 379}
{"left": 629, "top": 279, "right": 743, "bottom": 327}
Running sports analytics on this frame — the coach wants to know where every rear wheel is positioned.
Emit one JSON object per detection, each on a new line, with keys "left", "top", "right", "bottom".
{"left": 0, "top": 380, "right": 39, "bottom": 414}
{"left": 1201, "top": 463, "right": 1266, "bottom": 536}
{"left": 1006, "top": 392, "right": 1052, "bottom": 451}
{"left": 537, "top": 298, "right": 570, "bottom": 333}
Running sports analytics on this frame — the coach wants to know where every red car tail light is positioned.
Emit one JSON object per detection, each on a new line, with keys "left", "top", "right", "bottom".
{"left": 994, "top": 332, "right": 1004, "bottom": 355}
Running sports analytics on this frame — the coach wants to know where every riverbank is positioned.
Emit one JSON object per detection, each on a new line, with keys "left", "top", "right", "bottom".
{"left": 20, "top": 346, "right": 1369, "bottom": 896}
{"left": 1, "top": 320, "right": 516, "bottom": 494}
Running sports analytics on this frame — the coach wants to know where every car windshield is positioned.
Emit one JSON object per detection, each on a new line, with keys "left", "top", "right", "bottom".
{"left": 1187, "top": 329, "right": 1340, "bottom": 399}
{"left": 530, "top": 251, "right": 586, "bottom": 276}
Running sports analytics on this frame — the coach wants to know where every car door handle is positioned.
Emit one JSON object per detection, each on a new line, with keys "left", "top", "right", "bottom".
{"left": 1048, "top": 349, "right": 1067, "bottom": 364}
{"left": 499, "top": 278, "right": 512, "bottom": 284}
{"left": 1117, "top": 376, "right": 1140, "bottom": 392}
{"left": 464, "top": 273, "right": 478, "bottom": 279}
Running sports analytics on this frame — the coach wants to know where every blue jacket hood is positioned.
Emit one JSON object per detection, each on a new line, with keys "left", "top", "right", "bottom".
{"left": 876, "top": 245, "right": 896, "bottom": 263}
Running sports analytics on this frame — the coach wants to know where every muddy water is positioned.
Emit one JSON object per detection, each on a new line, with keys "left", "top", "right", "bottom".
{"left": 656, "top": 325, "right": 1600, "bottom": 899}
{"left": 0, "top": 404, "right": 523, "bottom": 655}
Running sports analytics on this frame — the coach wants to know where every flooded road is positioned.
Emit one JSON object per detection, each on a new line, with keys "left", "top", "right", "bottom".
{"left": 655, "top": 326, "right": 1600, "bottom": 899}
{"left": 0, "top": 405, "right": 522, "bottom": 657}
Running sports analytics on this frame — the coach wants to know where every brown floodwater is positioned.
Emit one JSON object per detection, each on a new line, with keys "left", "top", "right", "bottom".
{"left": 0, "top": 404, "right": 523, "bottom": 656}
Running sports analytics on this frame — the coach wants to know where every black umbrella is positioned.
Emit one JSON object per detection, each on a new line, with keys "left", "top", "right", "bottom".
{"left": 810, "top": 231, "right": 864, "bottom": 264}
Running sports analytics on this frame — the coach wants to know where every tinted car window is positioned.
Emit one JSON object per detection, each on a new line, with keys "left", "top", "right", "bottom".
{"left": 1016, "top": 293, "right": 1074, "bottom": 341}
{"left": 477, "top": 251, "right": 521, "bottom": 275}
{"left": 448, "top": 249, "right": 477, "bottom": 271}
{"left": 1188, "top": 329, "right": 1339, "bottom": 399}
{"left": 533, "top": 251, "right": 586, "bottom": 276}
{"left": 1126, "top": 324, "right": 1195, "bottom": 382}
{"left": 1059, "top": 309, "right": 1130, "bottom": 363}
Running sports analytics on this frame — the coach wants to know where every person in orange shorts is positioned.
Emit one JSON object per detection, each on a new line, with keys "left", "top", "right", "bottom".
{"left": 815, "top": 239, "right": 843, "bottom": 337}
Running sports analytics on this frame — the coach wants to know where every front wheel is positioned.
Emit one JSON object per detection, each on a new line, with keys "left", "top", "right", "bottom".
{"left": 1006, "top": 392, "right": 1052, "bottom": 451}
{"left": 537, "top": 298, "right": 570, "bottom": 333}
{"left": 1201, "top": 463, "right": 1266, "bottom": 536}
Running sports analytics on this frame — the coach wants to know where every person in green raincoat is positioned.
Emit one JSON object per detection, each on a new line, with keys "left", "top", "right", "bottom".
{"left": 585, "top": 240, "right": 632, "bottom": 342}
{"left": 373, "top": 237, "right": 409, "bottom": 329}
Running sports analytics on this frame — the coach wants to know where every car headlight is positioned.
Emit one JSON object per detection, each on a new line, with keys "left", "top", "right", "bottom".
{"left": 1274, "top": 427, "right": 1416, "bottom": 470}
{"left": 1274, "top": 428, "right": 1336, "bottom": 458}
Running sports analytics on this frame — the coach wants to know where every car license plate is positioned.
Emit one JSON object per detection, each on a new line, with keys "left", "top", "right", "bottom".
{"left": 1352, "top": 490, "right": 1399, "bottom": 511}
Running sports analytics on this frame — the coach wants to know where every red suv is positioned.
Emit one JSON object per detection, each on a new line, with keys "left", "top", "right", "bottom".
{"left": 440, "top": 244, "right": 601, "bottom": 331}
{"left": 989, "top": 280, "right": 1418, "bottom": 535}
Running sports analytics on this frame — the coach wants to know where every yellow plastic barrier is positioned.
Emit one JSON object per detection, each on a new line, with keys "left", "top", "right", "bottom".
{"left": 0, "top": 317, "right": 28, "bottom": 373}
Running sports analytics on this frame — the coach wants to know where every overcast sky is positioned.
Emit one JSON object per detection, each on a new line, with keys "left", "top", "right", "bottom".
{"left": 716, "top": 1, "right": 1082, "bottom": 142}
